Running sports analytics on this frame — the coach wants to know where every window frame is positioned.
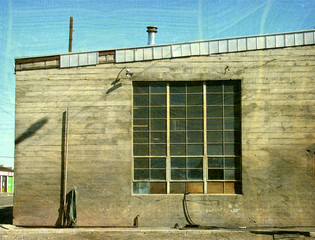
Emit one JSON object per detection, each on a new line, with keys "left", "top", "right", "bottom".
{"left": 132, "top": 81, "right": 242, "bottom": 195}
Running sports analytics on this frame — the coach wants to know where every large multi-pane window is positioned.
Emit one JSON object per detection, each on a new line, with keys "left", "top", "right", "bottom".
{"left": 133, "top": 81, "right": 241, "bottom": 194}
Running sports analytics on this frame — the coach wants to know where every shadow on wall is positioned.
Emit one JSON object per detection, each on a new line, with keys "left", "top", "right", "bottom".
{"left": 15, "top": 118, "right": 48, "bottom": 145}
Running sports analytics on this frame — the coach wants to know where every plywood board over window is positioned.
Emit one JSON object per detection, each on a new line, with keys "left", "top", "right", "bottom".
{"left": 132, "top": 81, "right": 242, "bottom": 194}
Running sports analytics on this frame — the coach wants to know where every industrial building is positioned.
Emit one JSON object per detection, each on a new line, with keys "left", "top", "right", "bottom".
{"left": 14, "top": 28, "right": 315, "bottom": 228}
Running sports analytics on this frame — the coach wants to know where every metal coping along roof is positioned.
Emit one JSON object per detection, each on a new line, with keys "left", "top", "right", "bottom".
{"left": 115, "top": 29, "right": 315, "bottom": 63}
{"left": 15, "top": 29, "right": 315, "bottom": 67}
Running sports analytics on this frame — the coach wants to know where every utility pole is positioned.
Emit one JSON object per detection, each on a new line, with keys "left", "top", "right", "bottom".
{"left": 69, "top": 17, "right": 73, "bottom": 52}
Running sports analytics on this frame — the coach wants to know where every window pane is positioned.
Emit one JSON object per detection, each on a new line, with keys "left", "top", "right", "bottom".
{"left": 150, "top": 94, "right": 166, "bottom": 106}
{"left": 188, "top": 169, "right": 203, "bottom": 180}
{"left": 208, "top": 157, "right": 223, "bottom": 168}
{"left": 225, "top": 144, "right": 241, "bottom": 155}
{"left": 187, "top": 94, "right": 202, "bottom": 105}
{"left": 133, "top": 82, "right": 149, "bottom": 94}
{"left": 225, "top": 157, "right": 240, "bottom": 168}
{"left": 151, "top": 132, "right": 166, "bottom": 143}
{"left": 134, "top": 95, "right": 149, "bottom": 106}
{"left": 133, "top": 182, "right": 150, "bottom": 194}
{"left": 224, "top": 94, "right": 240, "bottom": 105}
{"left": 134, "top": 158, "right": 149, "bottom": 168}
{"left": 208, "top": 169, "right": 224, "bottom": 180}
{"left": 170, "top": 107, "right": 186, "bottom": 118}
{"left": 187, "top": 106, "right": 203, "bottom": 118}
{"left": 151, "top": 119, "right": 166, "bottom": 130}
{"left": 170, "top": 132, "right": 186, "bottom": 143}
{"left": 170, "top": 94, "right": 186, "bottom": 105}
{"left": 188, "top": 144, "right": 203, "bottom": 155}
{"left": 187, "top": 119, "right": 203, "bottom": 130}
{"left": 133, "top": 107, "right": 149, "bottom": 118}
{"left": 150, "top": 182, "right": 167, "bottom": 194}
{"left": 187, "top": 82, "right": 202, "bottom": 93}
{"left": 224, "top": 118, "right": 241, "bottom": 130}
{"left": 170, "top": 119, "right": 186, "bottom": 130}
{"left": 134, "top": 144, "right": 149, "bottom": 156}
{"left": 207, "top": 94, "right": 222, "bottom": 105}
{"left": 134, "top": 169, "right": 149, "bottom": 180}
{"left": 225, "top": 169, "right": 235, "bottom": 180}
{"left": 224, "top": 131, "right": 241, "bottom": 143}
{"left": 207, "top": 119, "right": 223, "bottom": 130}
{"left": 151, "top": 144, "right": 166, "bottom": 156}
{"left": 224, "top": 106, "right": 241, "bottom": 117}
{"left": 170, "top": 82, "right": 185, "bottom": 93}
{"left": 133, "top": 119, "right": 149, "bottom": 131}
{"left": 151, "top": 107, "right": 166, "bottom": 118}
{"left": 207, "top": 106, "right": 223, "bottom": 117}
{"left": 187, "top": 157, "right": 203, "bottom": 168}
{"left": 170, "top": 182, "right": 186, "bottom": 194}
{"left": 188, "top": 131, "right": 203, "bottom": 143}
{"left": 171, "top": 169, "right": 186, "bottom": 180}
{"left": 150, "top": 82, "right": 166, "bottom": 93}
{"left": 151, "top": 158, "right": 166, "bottom": 168}
{"left": 207, "top": 131, "right": 222, "bottom": 143}
{"left": 170, "top": 144, "right": 186, "bottom": 156}
{"left": 207, "top": 144, "right": 223, "bottom": 155}
{"left": 133, "top": 132, "right": 149, "bottom": 143}
{"left": 206, "top": 82, "right": 222, "bottom": 92}
{"left": 171, "top": 157, "right": 186, "bottom": 168}
{"left": 224, "top": 82, "right": 240, "bottom": 92}
{"left": 151, "top": 169, "right": 166, "bottom": 180}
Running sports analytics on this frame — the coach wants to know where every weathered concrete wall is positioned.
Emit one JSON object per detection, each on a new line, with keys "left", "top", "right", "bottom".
{"left": 14, "top": 45, "right": 315, "bottom": 227}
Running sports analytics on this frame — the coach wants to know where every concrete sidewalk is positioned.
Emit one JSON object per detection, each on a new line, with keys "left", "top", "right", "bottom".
{"left": 1, "top": 225, "right": 314, "bottom": 240}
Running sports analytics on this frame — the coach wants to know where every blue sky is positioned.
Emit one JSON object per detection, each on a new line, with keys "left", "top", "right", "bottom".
{"left": 0, "top": 0, "right": 314, "bottom": 168}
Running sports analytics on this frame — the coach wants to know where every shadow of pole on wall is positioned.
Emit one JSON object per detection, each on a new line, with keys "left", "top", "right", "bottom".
{"left": 15, "top": 118, "right": 48, "bottom": 145}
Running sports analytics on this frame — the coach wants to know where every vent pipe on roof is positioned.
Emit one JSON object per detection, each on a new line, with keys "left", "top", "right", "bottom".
{"left": 147, "top": 26, "right": 158, "bottom": 45}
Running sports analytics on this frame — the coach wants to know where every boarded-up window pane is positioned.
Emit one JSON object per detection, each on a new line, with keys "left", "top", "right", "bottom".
{"left": 207, "top": 182, "right": 224, "bottom": 194}
{"left": 150, "top": 182, "right": 167, "bottom": 194}
{"left": 187, "top": 182, "right": 204, "bottom": 194}
{"left": 170, "top": 182, "right": 186, "bottom": 194}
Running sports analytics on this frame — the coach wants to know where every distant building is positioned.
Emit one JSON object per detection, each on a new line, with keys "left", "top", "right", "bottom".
{"left": 14, "top": 29, "right": 315, "bottom": 228}
{"left": 0, "top": 165, "right": 14, "bottom": 193}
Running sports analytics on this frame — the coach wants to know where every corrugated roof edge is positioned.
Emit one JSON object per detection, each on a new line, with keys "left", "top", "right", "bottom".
{"left": 15, "top": 29, "right": 315, "bottom": 61}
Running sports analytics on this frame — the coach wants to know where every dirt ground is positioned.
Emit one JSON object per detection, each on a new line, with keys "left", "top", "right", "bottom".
{"left": 1, "top": 194, "right": 314, "bottom": 239}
